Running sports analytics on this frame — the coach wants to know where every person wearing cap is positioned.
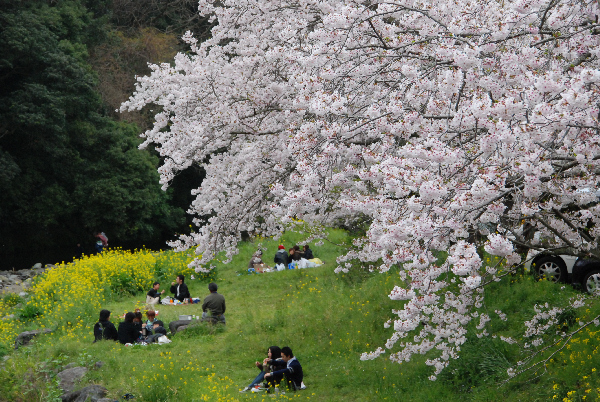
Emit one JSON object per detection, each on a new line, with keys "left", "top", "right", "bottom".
{"left": 202, "top": 282, "right": 226, "bottom": 324}
{"left": 274, "top": 245, "right": 288, "bottom": 271}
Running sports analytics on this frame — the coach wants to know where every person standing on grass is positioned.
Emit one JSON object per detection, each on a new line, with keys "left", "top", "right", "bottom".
{"left": 202, "top": 282, "right": 226, "bottom": 324}
{"left": 75, "top": 243, "right": 85, "bottom": 258}
{"left": 170, "top": 274, "right": 191, "bottom": 302}
{"left": 93, "top": 309, "right": 118, "bottom": 342}
{"left": 264, "top": 346, "right": 305, "bottom": 391}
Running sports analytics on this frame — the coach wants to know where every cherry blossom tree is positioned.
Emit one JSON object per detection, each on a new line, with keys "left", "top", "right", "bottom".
{"left": 121, "top": 0, "right": 600, "bottom": 380}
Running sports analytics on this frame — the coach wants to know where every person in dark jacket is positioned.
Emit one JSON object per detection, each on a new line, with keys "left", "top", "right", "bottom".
{"left": 294, "top": 245, "right": 303, "bottom": 257}
{"left": 264, "top": 346, "right": 304, "bottom": 391}
{"left": 118, "top": 312, "right": 141, "bottom": 344}
{"left": 274, "top": 245, "right": 288, "bottom": 268}
{"left": 147, "top": 282, "right": 164, "bottom": 304}
{"left": 302, "top": 245, "right": 314, "bottom": 260}
{"left": 170, "top": 275, "right": 191, "bottom": 302}
{"left": 93, "top": 309, "right": 118, "bottom": 342}
{"left": 75, "top": 243, "right": 85, "bottom": 259}
{"left": 287, "top": 248, "right": 301, "bottom": 264}
{"left": 240, "top": 346, "right": 283, "bottom": 392}
{"left": 202, "top": 282, "right": 226, "bottom": 324}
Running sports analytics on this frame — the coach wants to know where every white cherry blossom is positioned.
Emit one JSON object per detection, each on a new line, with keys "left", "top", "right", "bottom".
{"left": 122, "top": 0, "right": 600, "bottom": 379}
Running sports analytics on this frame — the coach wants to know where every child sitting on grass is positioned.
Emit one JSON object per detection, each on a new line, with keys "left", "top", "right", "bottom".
{"left": 144, "top": 310, "right": 167, "bottom": 340}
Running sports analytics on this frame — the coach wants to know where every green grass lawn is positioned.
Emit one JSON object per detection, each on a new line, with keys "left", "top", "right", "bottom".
{"left": 2, "top": 229, "right": 600, "bottom": 401}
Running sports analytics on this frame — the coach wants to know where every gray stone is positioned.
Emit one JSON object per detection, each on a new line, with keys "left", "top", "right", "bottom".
{"left": 32, "top": 263, "right": 42, "bottom": 269}
{"left": 18, "top": 292, "right": 27, "bottom": 297}
{"left": 57, "top": 366, "right": 88, "bottom": 393}
{"left": 93, "top": 361, "right": 104, "bottom": 369}
{"left": 2, "top": 285, "right": 22, "bottom": 295}
{"left": 168, "top": 319, "right": 200, "bottom": 334}
{"left": 14, "top": 329, "right": 52, "bottom": 349}
{"left": 60, "top": 384, "right": 107, "bottom": 402}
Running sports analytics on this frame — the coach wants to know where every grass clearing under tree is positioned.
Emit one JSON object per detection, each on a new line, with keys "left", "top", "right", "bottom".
{"left": 0, "top": 230, "right": 599, "bottom": 401}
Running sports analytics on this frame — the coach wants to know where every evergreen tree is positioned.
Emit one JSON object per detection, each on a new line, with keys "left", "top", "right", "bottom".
{"left": 0, "top": 0, "right": 184, "bottom": 268}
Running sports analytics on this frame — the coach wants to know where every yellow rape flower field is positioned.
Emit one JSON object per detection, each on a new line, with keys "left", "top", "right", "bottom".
{"left": 0, "top": 230, "right": 600, "bottom": 401}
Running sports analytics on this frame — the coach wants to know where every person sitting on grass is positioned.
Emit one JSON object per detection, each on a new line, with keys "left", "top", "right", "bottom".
{"left": 170, "top": 274, "right": 191, "bottom": 303}
{"left": 248, "top": 249, "right": 266, "bottom": 270}
{"left": 240, "top": 346, "right": 283, "bottom": 392}
{"left": 147, "top": 282, "right": 164, "bottom": 304}
{"left": 143, "top": 311, "right": 168, "bottom": 343}
{"left": 274, "top": 245, "right": 288, "bottom": 270}
{"left": 287, "top": 248, "right": 301, "bottom": 265}
{"left": 293, "top": 245, "right": 303, "bottom": 258}
{"left": 133, "top": 311, "right": 143, "bottom": 324}
{"left": 118, "top": 312, "right": 142, "bottom": 345}
{"left": 145, "top": 310, "right": 165, "bottom": 332}
{"left": 264, "top": 346, "right": 304, "bottom": 391}
{"left": 202, "top": 282, "right": 226, "bottom": 324}
{"left": 93, "top": 309, "right": 118, "bottom": 342}
{"left": 145, "top": 322, "right": 168, "bottom": 343}
{"left": 302, "top": 245, "right": 314, "bottom": 260}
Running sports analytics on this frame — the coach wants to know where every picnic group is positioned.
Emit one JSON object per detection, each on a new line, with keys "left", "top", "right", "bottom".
{"left": 92, "top": 244, "right": 312, "bottom": 394}
{"left": 248, "top": 243, "right": 323, "bottom": 273}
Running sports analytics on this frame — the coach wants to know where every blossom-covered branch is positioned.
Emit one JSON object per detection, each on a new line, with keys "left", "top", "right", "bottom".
{"left": 121, "top": 0, "right": 600, "bottom": 379}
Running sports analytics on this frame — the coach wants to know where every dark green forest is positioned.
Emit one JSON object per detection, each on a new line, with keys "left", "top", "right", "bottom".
{"left": 0, "top": 0, "right": 211, "bottom": 269}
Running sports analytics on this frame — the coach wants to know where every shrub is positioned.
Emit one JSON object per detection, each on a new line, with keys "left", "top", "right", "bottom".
{"left": 440, "top": 337, "right": 511, "bottom": 390}
{"left": 8, "top": 248, "right": 209, "bottom": 349}
{"left": 3, "top": 293, "right": 22, "bottom": 308}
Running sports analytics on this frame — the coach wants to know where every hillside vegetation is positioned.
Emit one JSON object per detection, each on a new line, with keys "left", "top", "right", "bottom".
{"left": 0, "top": 230, "right": 599, "bottom": 401}
{"left": 0, "top": 0, "right": 208, "bottom": 269}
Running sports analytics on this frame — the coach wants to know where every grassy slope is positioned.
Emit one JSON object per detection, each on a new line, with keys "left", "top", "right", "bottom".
{"left": 2, "top": 229, "right": 600, "bottom": 401}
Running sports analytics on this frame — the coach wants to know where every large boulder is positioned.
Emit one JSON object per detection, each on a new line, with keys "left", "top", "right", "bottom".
{"left": 14, "top": 329, "right": 52, "bottom": 349}
{"left": 57, "top": 366, "right": 88, "bottom": 393}
{"left": 168, "top": 319, "right": 200, "bottom": 334}
{"left": 61, "top": 385, "right": 107, "bottom": 402}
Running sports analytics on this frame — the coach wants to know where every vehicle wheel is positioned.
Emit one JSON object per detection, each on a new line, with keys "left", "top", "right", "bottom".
{"left": 534, "top": 256, "right": 567, "bottom": 283}
{"left": 582, "top": 269, "right": 600, "bottom": 294}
